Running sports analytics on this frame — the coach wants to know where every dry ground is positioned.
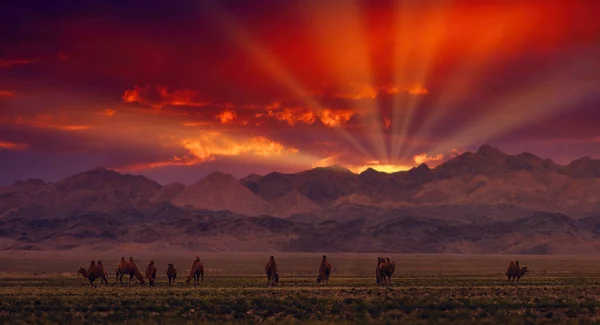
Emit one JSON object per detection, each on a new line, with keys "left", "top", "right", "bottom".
{"left": 2, "top": 252, "right": 600, "bottom": 324}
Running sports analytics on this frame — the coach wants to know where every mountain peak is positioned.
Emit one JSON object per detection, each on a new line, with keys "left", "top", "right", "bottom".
{"left": 203, "top": 171, "right": 237, "bottom": 183}
{"left": 476, "top": 144, "right": 506, "bottom": 157}
{"left": 360, "top": 167, "right": 380, "bottom": 175}
{"left": 12, "top": 178, "right": 47, "bottom": 188}
{"left": 311, "top": 164, "right": 352, "bottom": 173}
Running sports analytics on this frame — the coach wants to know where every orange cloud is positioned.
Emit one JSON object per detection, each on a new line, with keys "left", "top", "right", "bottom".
{"left": 122, "top": 85, "right": 209, "bottom": 109}
{"left": 216, "top": 110, "right": 237, "bottom": 124}
{"left": 407, "top": 84, "right": 429, "bottom": 95}
{"left": 121, "top": 133, "right": 300, "bottom": 171}
{"left": 182, "top": 121, "right": 212, "bottom": 127}
{"left": 0, "top": 58, "right": 38, "bottom": 68}
{"left": 182, "top": 133, "right": 298, "bottom": 162}
{"left": 0, "top": 141, "right": 28, "bottom": 150}
{"left": 413, "top": 153, "right": 445, "bottom": 165}
{"left": 268, "top": 108, "right": 316, "bottom": 126}
{"left": 8, "top": 116, "right": 92, "bottom": 131}
{"left": 336, "top": 83, "right": 429, "bottom": 99}
{"left": 99, "top": 108, "right": 116, "bottom": 116}
{"left": 319, "top": 109, "right": 354, "bottom": 127}
{"left": 312, "top": 156, "right": 337, "bottom": 168}
{"left": 0, "top": 90, "right": 15, "bottom": 97}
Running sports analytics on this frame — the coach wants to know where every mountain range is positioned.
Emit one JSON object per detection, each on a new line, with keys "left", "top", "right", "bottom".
{"left": 1, "top": 144, "right": 600, "bottom": 254}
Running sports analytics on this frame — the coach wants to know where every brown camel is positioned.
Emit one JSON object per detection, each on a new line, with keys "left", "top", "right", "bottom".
{"left": 387, "top": 259, "right": 396, "bottom": 283}
{"left": 78, "top": 260, "right": 108, "bottom": 287}
{"left": 167, "top": 264, "right": 177, "bottom": 286}
{"left": 316, "top": 255, "right": 331, "bottom": 284}
{"left": 378, "top": 257, "right": 391, "bottom": 285}
{"left": 116, "top": 256, "right": 145, "bottom": 286}
{"left": 506, "top": 260, "right": 529, "bottom": 282}
{"left": 265, "top": 255, "right": 279, "bottom": 286}
{"left": 381, "top": 258, "right": 395, "bottom": 283}
{"left": 185, "top": 256, "right": 204, "bottom": 286}
{"left": 146, "top": 260, "right": 157, "bottom": 286}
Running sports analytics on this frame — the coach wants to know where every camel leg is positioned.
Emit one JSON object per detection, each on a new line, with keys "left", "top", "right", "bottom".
{"left": 173, "top": 275, "right": 176, "bottom": 286}
{"left": 90, "top": 277, "right": 97, "bottom": 288}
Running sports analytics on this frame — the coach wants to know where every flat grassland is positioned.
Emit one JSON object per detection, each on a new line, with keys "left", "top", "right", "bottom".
{"left": 2, "top": 252, "right": 600, "bottom": 324}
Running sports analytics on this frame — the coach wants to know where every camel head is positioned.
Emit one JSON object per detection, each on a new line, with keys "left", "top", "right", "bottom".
{"left": 322, "top": 255, "right": 327, "bottom": 260}
{"left": 168, "top": 263, "right": 174, "bottom": 268}
{"left": 149, "top": 260, "right": 154, "bottom": 265}
{"left": 521, "top": 266, "right": 529, "bottom": 275}
{"left": 121, "top": 256, "right": 125, "bottom": 262}
{"left": 269, "top": 255, "right": 274, "bottom": 261}
{"left": 77, "top": 266, "right": 87, "bottom": 277}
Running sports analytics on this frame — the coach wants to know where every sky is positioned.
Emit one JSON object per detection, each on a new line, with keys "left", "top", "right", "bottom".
{"left": 0, "top": 0, "right": 599, "bottom": 185}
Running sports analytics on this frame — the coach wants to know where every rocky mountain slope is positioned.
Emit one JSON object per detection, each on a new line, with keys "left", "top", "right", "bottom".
{"left": 1, "top": 145, "right": 600, "bottom": 253}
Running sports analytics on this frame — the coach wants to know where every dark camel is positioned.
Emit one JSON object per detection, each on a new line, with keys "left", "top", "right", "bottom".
{"left": 316, "top": 255, "right": 331, "bottom": 284}
{"left": 185, "top": 256, "right": 204, "bottom": 286}
{"left": 116, "top": 256, "right": 145, "bottom": 286}
{"left": 78, "top": 260, "right": 109, "bottom": 287}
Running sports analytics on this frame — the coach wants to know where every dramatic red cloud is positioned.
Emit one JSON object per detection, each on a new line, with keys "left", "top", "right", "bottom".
{"left": 122, "top": 85, "right": 210, "bottom": 109}
{"left": 6, "top": 116, "right": 92, "bottom": 131}
{"left": 0, "top": 141, "right": 28, "bottom": 150}
{"left": 334, "top": 84, "right": 429, "bottom": 99}
{"left": 216, "top": 110, "right": 237, "bottom": 124}
{"left": 0, "top": 0, "right": 598, "bottom": 185}
{"left": 124, "top": 133, "right": 302, "bottom": 171}
{"left": 267, "top": 108, "right": 316, "bottom": 126}
{"left": 0, "top": 58, "right": 38, "bottom": 68}
{"left": 413, "top": 153, "right": 445, "bottom": 165}
{"left": 99, "top": 109, "right": 116, "bottom": 116}
{"left": 319, "top": 109, "right": 354, "bottom": 127}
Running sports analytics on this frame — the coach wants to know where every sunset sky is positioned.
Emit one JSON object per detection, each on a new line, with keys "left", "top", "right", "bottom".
{"left": 1, "top": 0, "right": 599, "bottom": 185}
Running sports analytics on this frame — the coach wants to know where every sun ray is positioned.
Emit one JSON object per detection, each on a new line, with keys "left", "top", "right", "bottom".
{"left": 207, "top": 3, "right": 376, "bottom": 162}
{"left": 399, "top": 3, "right": 563, "bottom": 160}
{"left": 429, "top": 54, "right": 599, "bottom": 154}
{"left": 301, "top": 0, "right": 388, "bottom": 163}
{"left": 391, "top": 0, "right": 447, "bottom": 162}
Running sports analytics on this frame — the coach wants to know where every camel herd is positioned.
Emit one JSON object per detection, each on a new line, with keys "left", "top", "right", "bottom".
{"left": 77, "top": 255, "right": 528, "bottom": 287}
